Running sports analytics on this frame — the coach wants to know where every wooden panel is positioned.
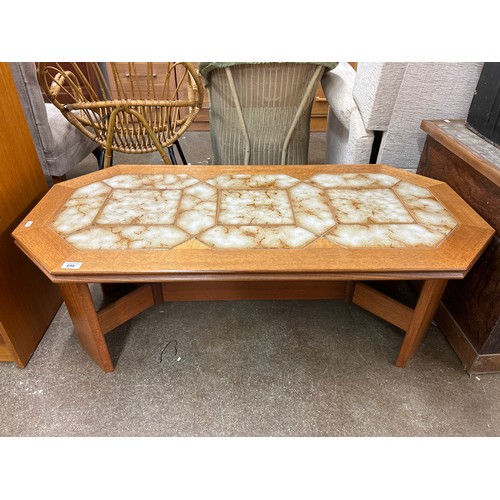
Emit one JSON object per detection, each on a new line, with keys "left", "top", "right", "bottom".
{"left": 106, "top": 62, "right": 190, "bottom": 101}
{"left": 441, "top": 236, "right": 500, "bottom": 352}
{"left": 311, "top": 85, "right": 328, "bottom": 132}
{"left": 434, "top": 302, "right": 500, "bottom": 373}
{"left": 189, "top": 108, "right": 210, "bottom": 131}
{"left": 0, "top": 63, "right": 62, "bottom": 367}
{"left": 161, "top": 280, "right": 347, "bottom": 302}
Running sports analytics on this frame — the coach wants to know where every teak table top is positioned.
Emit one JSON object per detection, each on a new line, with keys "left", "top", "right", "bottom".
{"left": 12, "top": 164, "right": 494, "bottom": 283}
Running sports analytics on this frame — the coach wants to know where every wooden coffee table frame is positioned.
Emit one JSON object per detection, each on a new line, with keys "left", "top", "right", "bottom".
{"left": 12, "top": 164, "right": 494, "bottom": 372}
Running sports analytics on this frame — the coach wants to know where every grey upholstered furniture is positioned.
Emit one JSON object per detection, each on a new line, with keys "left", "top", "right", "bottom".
{"left": 10, "top": 62, "right": 98, "bottom": 182}
{"left": 322, "top": 62, "right": 484, "bottom": 171}
{"left": 201, "top": 62, "right": 336, "bottom": 165}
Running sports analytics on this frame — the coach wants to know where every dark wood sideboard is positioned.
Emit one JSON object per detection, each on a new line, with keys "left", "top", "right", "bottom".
{"left": 418, "top": 119, "right": 500, "bottom": 373}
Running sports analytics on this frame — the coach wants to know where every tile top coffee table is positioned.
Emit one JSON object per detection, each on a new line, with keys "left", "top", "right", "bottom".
{"left": 13, "top": 164, "right": 494, "bottom": 372}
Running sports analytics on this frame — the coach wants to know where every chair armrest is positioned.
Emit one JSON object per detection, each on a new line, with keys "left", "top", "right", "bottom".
{"left": 47, "top": 70, "right": 81, "bottom": 101}
{"left": 353, "top": 62, "right": 407, "bottom": 131}
{"left": 9, "top": 62, "right": 54, "bottom": 171}
{"left": 48, "top": 71, "right": 69, "bottom": 99}
{"left": 321, "top": 62, "right": 357, "bottom": 129}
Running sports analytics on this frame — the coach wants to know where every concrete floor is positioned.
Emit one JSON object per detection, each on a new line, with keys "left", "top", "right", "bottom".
{"left": 1, "top": 132, "right": 499, "bottom": 438}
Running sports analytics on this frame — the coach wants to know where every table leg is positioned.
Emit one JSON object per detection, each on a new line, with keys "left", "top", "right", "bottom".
{"left": 59, "top": 283, "right": 114, "bottom": 372}
{"left": 395, "top": 279, "right": 448, "bottom": 368}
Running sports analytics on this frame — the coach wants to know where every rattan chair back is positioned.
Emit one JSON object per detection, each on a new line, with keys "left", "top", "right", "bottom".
{"left": 205, "top": 63, "right": 325, "bottom": 165}
{"left": 37, "top": 62, "right": 204, "bottom": 167}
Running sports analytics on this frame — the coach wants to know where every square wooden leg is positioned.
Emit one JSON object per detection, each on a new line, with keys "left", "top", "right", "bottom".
{"left": 59, "top": 283, "right": 114, "bottom": 372}
{"left": 396, "top": 279, "right": 448, "bottom": 367}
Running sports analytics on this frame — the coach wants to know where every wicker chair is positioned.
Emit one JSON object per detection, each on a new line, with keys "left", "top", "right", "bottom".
{"left": 37, "top": 62, "right": 204, "bottom": 168}
{"left": 200, "top": 63, "right": 334, "bottom": 165}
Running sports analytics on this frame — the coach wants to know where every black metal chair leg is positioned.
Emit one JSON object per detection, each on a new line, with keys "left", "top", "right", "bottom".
{"left": 97, "top": 149, "right": 113, "bottom": 169}
{"left": 91, "top": 147, "right": 101, "bottom": 163}
{"left": 174, "top": 140, "right": 188, "bottom": 165}
{"left": 92, "top": 147, "right": 108, "bottom": 170}
{"left": 99, "top": 149, "right": 105, "bottom": 169}
{"left": 167, "top": 146, "right": 177, "bottom": 165}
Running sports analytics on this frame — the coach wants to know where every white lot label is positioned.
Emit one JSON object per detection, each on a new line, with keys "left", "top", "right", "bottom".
{"left": 61, "top": 261, "right": 83, "bottom": 269}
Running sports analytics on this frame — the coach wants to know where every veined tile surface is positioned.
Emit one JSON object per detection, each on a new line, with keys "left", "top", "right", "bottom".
{"left": 50, "top": 173, "right": 458, "bottom": 250}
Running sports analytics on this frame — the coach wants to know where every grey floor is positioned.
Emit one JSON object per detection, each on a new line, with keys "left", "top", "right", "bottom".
{"left": 1, "top": 132, "right": 500, "bottom": 438}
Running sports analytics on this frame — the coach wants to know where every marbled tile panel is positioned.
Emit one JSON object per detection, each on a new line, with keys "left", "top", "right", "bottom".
{"left": 207, "top": 174, "right": 299, "bottom": 189}
{"left": 51, "top": 181, "right": 111, "bottom": 235}
{"left": 96, "top": 189, "right": 182, "bottom": 225}
{"left": 395, "top": 181, "right": 458, "bottom": 234}
{"left": 218, "top": 190, "right": 294, "bottom": 225}
{"left": 65, "top": 225, "right": 189, "bottom": 250}
{"left": 310, "top": 173, "right": 400, "bottom": 189}
{"left": 325, "top": 224, "right": 446, "bottom": 248}
{"left": 198, "top": 225, "right": 317, "bottom": 249}
{"left": 327, "top": 188, "right": 414, "bottom": 224}
{"left": 103, "top": 174, "right": 198, "bottom": 190}
{"left": 50, "top": 173, "right": 459, "bottom": 251}
{"left": 288, "top": 182, "right": 336, "bottom": 235}
{"left": 176, "top": 182, "right": 218, "bottom": 234}
{"left": 439, "top": 120, "right": 500, "bottom": 167}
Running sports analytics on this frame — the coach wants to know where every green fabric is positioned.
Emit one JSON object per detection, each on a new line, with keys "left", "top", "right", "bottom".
{"left": 199, "top": 62, "right": 338, "bottom": 86}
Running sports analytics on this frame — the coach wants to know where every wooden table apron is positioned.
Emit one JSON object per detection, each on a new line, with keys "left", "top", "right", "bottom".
{"left": 12, "top": 164, "right": 494, "bottom": 372}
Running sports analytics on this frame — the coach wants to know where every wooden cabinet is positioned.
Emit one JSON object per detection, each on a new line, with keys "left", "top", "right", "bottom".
{"left": 0, "top": 63, "right": 62, "bottom": 367}
{"left": 310, "top": 85, "right": 328, "bottom": 132}
{"left": 105, "top": 62, "right": 189, "bottom": 100}
{"left": 418, "top": 119, "right": 500, "bottom": 373}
